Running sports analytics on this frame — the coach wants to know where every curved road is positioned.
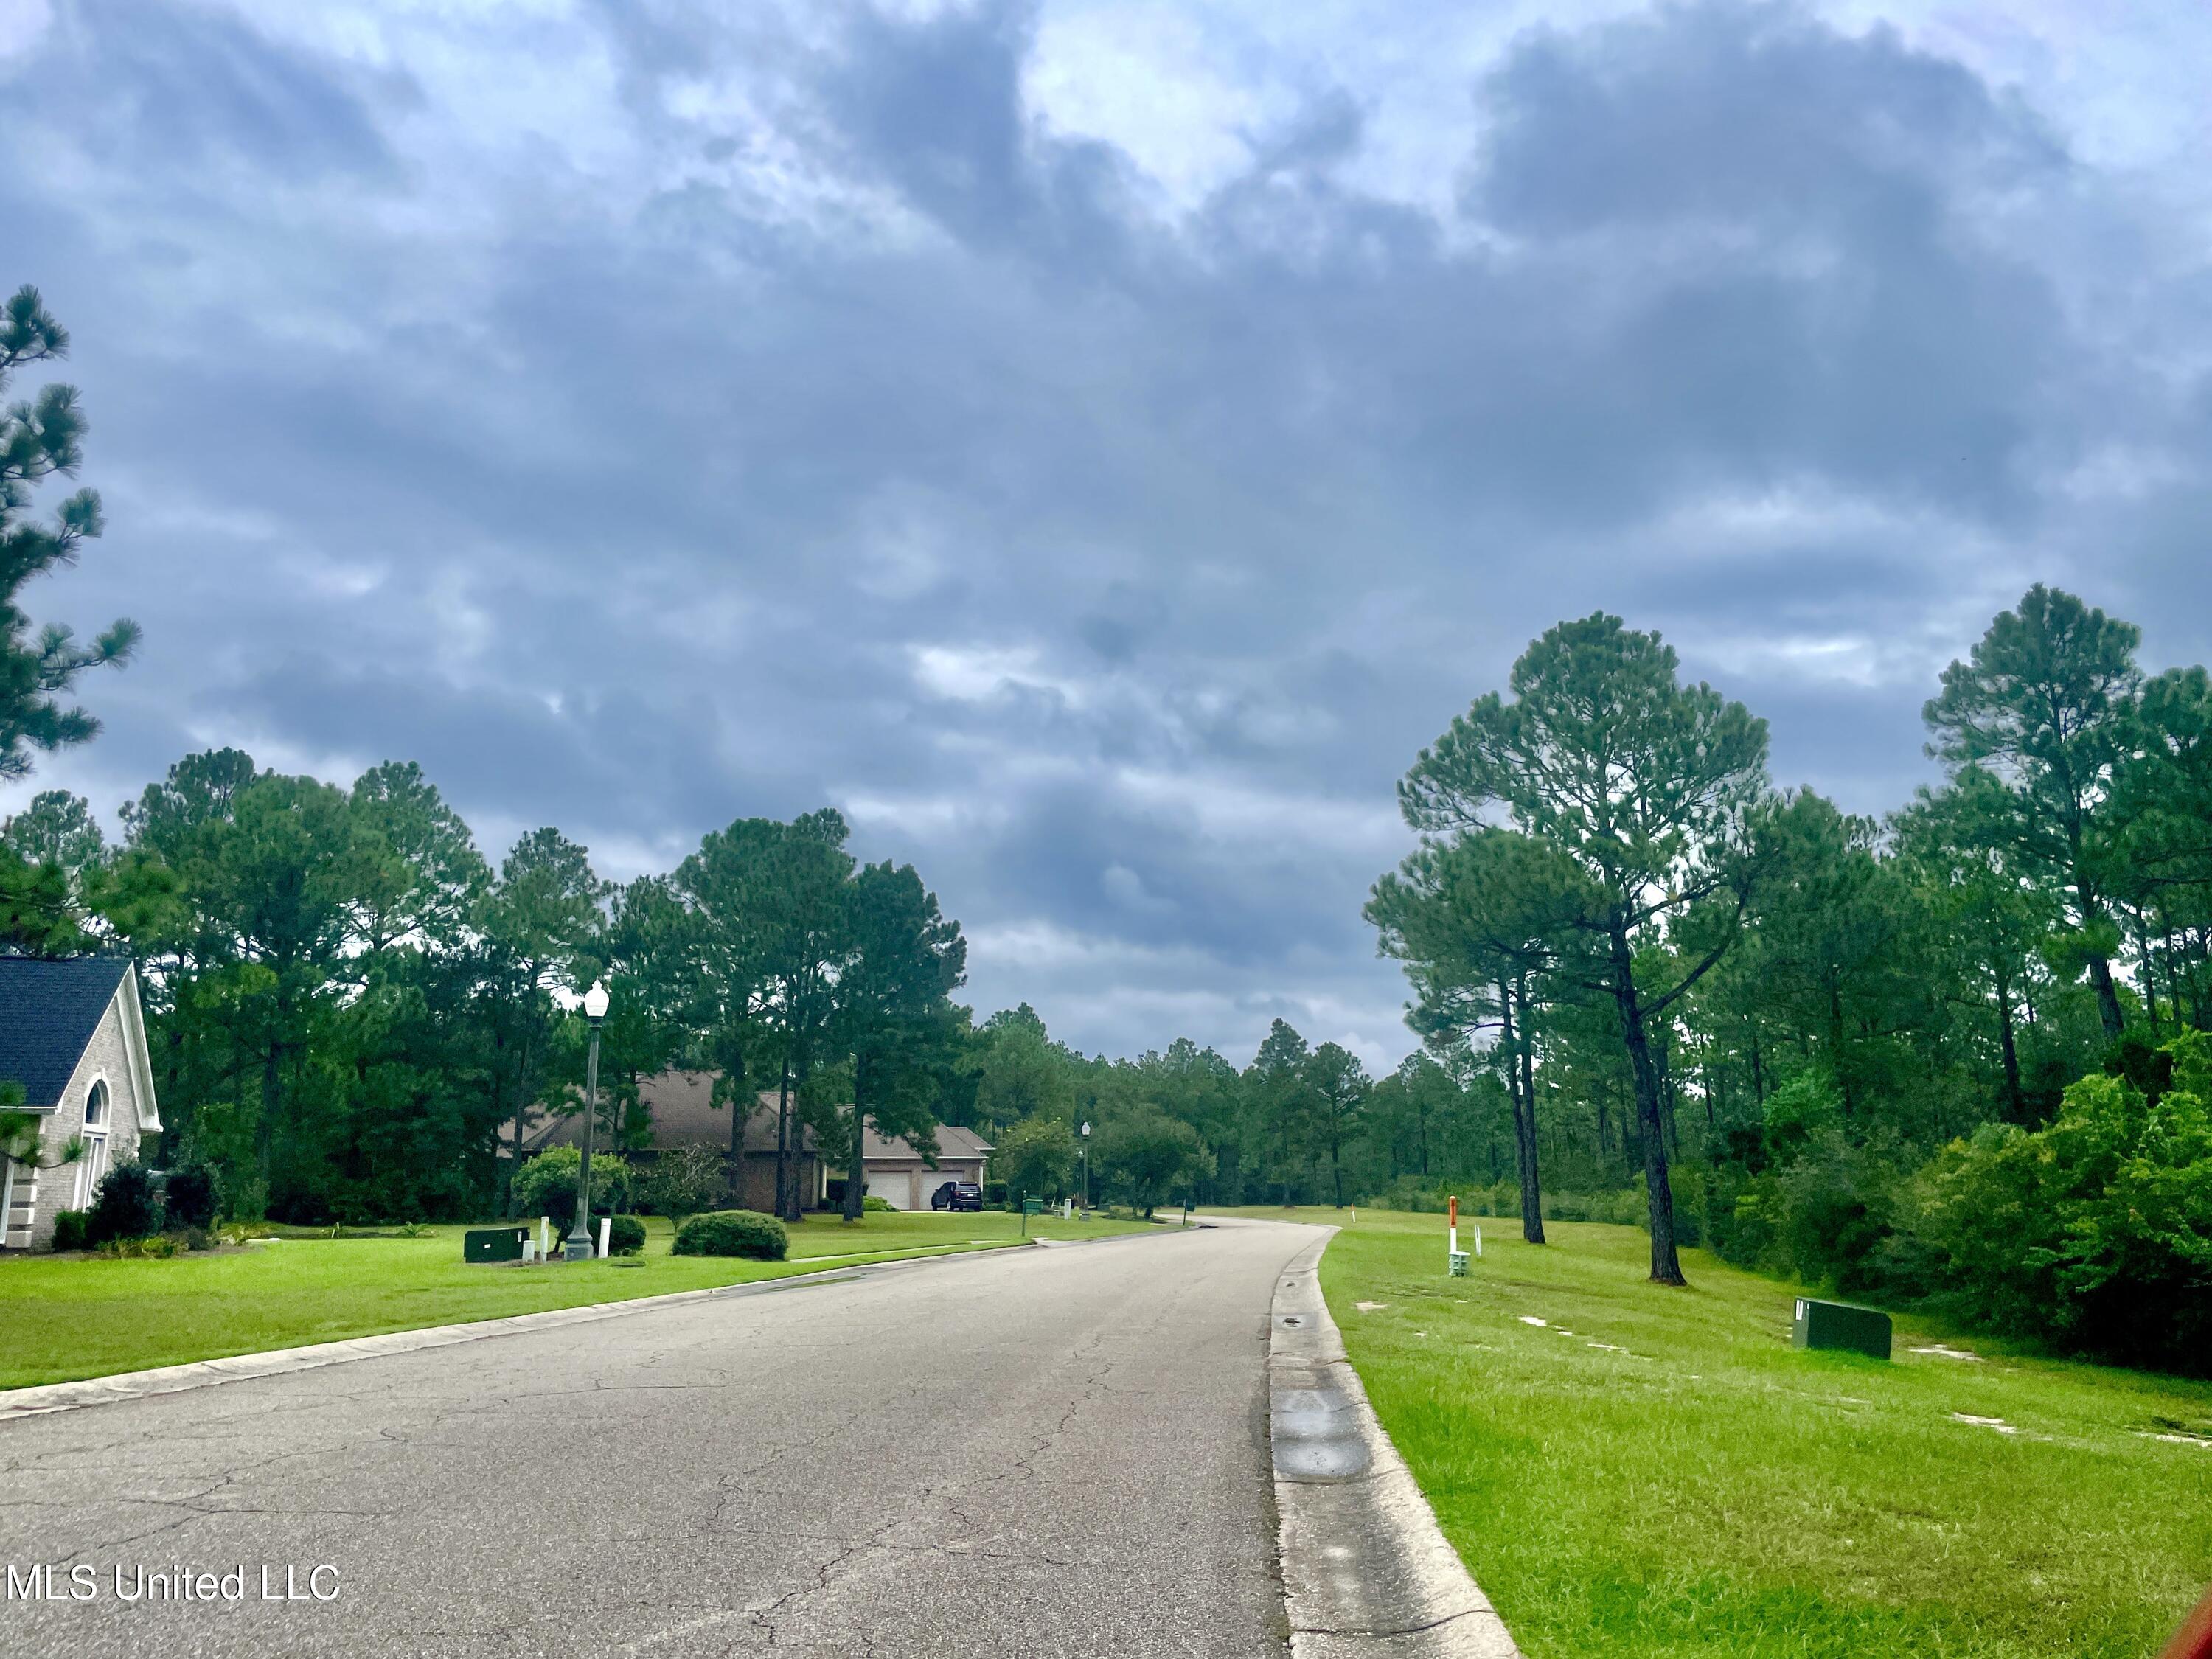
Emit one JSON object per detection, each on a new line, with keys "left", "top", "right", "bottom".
{"left": 2, "top": 1218, "right": 1320, "bottom": 1657}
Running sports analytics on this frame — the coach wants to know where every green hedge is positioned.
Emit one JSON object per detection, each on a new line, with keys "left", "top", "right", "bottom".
{"left": 672, "top": 1209, "right": 788, "bottom": 1260}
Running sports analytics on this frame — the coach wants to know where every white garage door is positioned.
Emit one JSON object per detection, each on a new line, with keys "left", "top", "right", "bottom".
{"left": 864, "top": 1169, "right": 913, "bottom": 1210}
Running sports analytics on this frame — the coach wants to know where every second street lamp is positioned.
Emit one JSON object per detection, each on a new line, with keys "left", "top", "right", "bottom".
{"left": 564, "top": 981, "right": 611, "bottom": 1262}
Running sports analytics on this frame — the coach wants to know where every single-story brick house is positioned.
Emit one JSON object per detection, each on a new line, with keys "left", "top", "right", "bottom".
{"left": 521, "top": 1070, "right": 823, "bottom": 1212}
{"left": 521, "top": 1069, "right": 990, "bottom": 1212}
{"left": 859, "top": 1124, "right": 992, "bottom": 1211}
{"left": 0, "top": 956, "right": 164, "bottom": 1251}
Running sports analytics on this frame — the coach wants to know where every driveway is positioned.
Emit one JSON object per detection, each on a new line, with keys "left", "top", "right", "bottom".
{"left": 1, "top": 1217, "right": 1321, "bottom": 1656}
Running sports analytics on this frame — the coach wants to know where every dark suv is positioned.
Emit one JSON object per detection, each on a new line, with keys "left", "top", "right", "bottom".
{"left": 931, "top": 1180, "right": 984, "bottom": 1212}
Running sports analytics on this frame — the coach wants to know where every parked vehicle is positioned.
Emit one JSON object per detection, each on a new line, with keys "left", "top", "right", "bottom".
{"left": 931, "top": 1180, "right": 984, "bottom": 1212}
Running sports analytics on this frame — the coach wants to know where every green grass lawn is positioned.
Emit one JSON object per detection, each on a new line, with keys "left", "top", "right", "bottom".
{"left": 1213, "top": 1206, "right": 2212, "bottom": 1659}
{"left": 0, "top": 1209, "right": 1148, "bottom": 1391}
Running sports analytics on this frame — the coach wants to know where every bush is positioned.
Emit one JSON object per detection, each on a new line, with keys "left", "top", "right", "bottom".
{"left": 85, "top": 1161, "right": 163, "bottom": 1246}
{"left": 1916, "top": 1043, "right": 2212, "bottom": 1372}
{"left": 49, "top": 1208, "right": 88, "bottom": 1251}
{"left": 605, "top": 1214, "right": 647, "bottom": 1256}
{"left": 97, "top": 1233, "right": 176, "bottom": 1259}
{"left": 164, "top": 1160, "right": 220, "bottom": 1230}
{"left": 983, "top": 1181, "right": 1009, "bottom": 1208}
{"left": 863, "top": 1194, "right": 896, "bottom": 1214}
{"left": 182, "top": 1225, "right": 215, "bottom": 1253}
{"left": 513, "top": 1146, "right": 630, "bottom": 1229}
{"left": 673, "top": 1209, "right": 788, "bottom": 1260}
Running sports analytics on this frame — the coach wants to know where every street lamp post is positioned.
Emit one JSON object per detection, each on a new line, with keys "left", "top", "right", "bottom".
{"left": 564, "top": 981, "right": 611, "bottom": 1262}
{"left": 1078, "top": 1120, "right": 1091, "bottom": 1220}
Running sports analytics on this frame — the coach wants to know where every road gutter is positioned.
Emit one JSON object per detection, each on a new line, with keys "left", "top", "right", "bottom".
{"left": 1270, "top": 1230, "right": 1523, "bottom": 1658}
{"left": 0, "top": 1240, "right": 1037, "bottom": 1424}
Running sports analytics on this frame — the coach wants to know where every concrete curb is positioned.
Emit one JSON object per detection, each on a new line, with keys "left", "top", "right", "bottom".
{"left": 1270, "top": 1231, "right": 1523, "bottom": 1658}
{"left": 0, "top": 1240, "right": 1037, "bottom": 1425}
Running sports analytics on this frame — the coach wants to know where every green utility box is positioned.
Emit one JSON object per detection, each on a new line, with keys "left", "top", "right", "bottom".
{"left": 1793, "top": 1297, "right": 1891, "bottom": 1360}
{"left": 465, "top": 1227, "right": 528, "bottom": 1265}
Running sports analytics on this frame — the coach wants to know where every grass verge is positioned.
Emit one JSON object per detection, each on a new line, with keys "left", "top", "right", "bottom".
{"left": 1211, "top": 1205, "right": 2212, "bottom": 1659}
{"left": 0, "top": 1209, "right": 1148, "bottom": 1390}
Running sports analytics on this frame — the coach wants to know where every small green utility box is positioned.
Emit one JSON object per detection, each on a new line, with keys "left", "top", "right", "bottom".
{"left": 1021, "top": 1198, "right": 1044, "bottom": 1217}
{"left": 465, "top": 1227, "right": 527, "bottom": 1265}
{"left": 1793, "top": 1297, "right": 1891, "bottom": 1360}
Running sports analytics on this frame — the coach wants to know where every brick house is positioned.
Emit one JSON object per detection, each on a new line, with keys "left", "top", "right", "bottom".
{"left": 0, "top": 956, "right": 164, "bottom": 1251}
{"left": 521, "top": 1070, "right": 823, "bottom": 1212}
{"left": 858, "top": 1124, "right": 992, "bottom": 1211}
{"left": 521, "top": 1068, "right": 990, "bottom": 1213}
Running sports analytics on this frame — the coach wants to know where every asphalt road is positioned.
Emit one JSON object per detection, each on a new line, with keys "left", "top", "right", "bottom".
{"left": 1, "top": 1218, "right": 1320, "bottom": 1658}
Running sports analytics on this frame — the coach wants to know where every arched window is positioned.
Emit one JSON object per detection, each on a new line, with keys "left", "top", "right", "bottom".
{"left": 74, "top": 1080, "right": 112, "bottom": 1209}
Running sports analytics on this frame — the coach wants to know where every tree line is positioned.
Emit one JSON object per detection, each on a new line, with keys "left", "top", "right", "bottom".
{"left": 4, "top": 763, "right": 981, "bottom": 1226}
{"left": 1371, "top": 591, "right": 2212, "bottom": 1374}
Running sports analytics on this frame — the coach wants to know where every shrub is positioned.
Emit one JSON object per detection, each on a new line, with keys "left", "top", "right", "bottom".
{"left": 673, "top": 1209, "right": 788, "bottom": 1260}
{"left": 97, "top": 1233, "right": 176, "bottom": 1259}
{"left": 637, "top": 1144, "right": 726, "bottom": 1232}
{"left": 605, "top": 1214, "right": 647, "bottom": 1256}
{"left": 863, "top": 1194, "right": 897, "bottom": 1214}
{"left": 983, "top": 1181, "right": 1009, "bottom": 1208}
{"left": 1545, "top": 1189, "right": 1646, "bottom": 1225}
{"left": 513, "top": 1146, "right": 630, "bottom": 1229}
{"left": 85, "top": 1161, "right": 163, "bottom": 1246}
{"left": 1916, "top": 1045, "right": 2212, "bottom": 1372}
{"left": 182, "top": 1225, "right": 215, "bottom": 1253}
{"left": 49, "top": 1208, "right": 88, "bottom": 1251}
{"left": 163, "top": 1160, "right": 220, "bottom": 1230}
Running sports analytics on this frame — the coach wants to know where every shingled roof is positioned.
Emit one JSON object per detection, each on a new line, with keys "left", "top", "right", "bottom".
{"left": 522, "top": 1072, "right": 822, "bottom": 1155}
{"left": 0, "top": 956, "right": 132, "bottom": 1109}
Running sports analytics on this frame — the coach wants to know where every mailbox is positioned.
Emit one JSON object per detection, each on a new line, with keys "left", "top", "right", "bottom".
{"left": 1793, "top": 1297, "right": 1891, "bottom": 1360}
{"left": 465, "top": 1227, "right": 527, "bottom": 1265}
{"left": 1021, "top": 1198, "right": 1044, "bottom": 1216}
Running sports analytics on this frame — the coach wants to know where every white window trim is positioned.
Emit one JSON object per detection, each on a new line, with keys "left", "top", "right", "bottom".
{"left": 73, "top": 1071, "right": 114, "bottom": 1211}
{"left": 82, "top": 1071, "right": 112, "bottom": 1130}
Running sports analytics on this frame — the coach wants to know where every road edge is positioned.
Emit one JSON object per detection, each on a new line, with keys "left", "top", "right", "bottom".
{"left": 0, "top": 1239, "right": 1041, "bottom": 1424}
{"left": 1270, "top": 1230, "right": 1524, "bottom": 1658}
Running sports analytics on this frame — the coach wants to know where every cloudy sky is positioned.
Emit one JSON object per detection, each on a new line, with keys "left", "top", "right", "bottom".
{"left": 4, "top": 0, "right": 2211, "bottom": 1069}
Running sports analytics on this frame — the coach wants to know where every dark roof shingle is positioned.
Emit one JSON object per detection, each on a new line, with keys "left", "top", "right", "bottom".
{"left": 0, "top": 956, "right": 130, "bottom": 1109}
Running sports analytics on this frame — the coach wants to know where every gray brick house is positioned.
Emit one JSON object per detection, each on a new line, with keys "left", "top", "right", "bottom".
{"left": 0, "top": 956, "right": 164, "bottom": 1250}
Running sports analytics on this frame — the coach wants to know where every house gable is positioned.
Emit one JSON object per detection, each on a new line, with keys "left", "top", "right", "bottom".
{"left": 2, "top": 959, "right": 162, "bottom": 1249}
{"left": 0, "top": 956, "right": 131, "bottom": 1110}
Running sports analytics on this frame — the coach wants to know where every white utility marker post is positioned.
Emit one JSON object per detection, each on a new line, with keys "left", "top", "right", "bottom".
{"left": 598, "top": 1216, "right": 611, "bottom": 1259}
{"left": 1447, "top": 1195, "right": 1470, "bottom": 1277}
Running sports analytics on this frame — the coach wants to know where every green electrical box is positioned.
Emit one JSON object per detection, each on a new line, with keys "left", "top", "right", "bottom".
{"left": 465, "top": 1227, "right": 527, "bottom": 1265}
{"left": 1793, "top": 1297, "right": 1891, "bottom": 1360}
{"left": 1021, "top": 1198, "right": 1044, "bottom": 1217}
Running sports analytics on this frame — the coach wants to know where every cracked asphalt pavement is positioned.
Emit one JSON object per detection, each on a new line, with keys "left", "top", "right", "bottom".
{"left": 1, "top": 1218, "right": 1321, "bottom": 1657}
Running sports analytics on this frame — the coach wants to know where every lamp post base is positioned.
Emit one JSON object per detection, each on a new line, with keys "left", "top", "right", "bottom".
{"left": 563, "top": 1229, "right": 594, "bottom": 1262}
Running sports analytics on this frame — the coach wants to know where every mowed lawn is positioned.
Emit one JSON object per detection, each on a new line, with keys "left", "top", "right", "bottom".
{"left": 0, "top": 1210, "right": 1148, "bottom": 1391}
{"left": 1220, "top": 1206, "right": 2212, "bottom": 1659}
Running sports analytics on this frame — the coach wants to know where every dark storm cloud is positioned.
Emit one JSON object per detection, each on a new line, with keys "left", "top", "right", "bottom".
{"left": 3, "top": 0, "right": 2205, "bottom": 1065}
